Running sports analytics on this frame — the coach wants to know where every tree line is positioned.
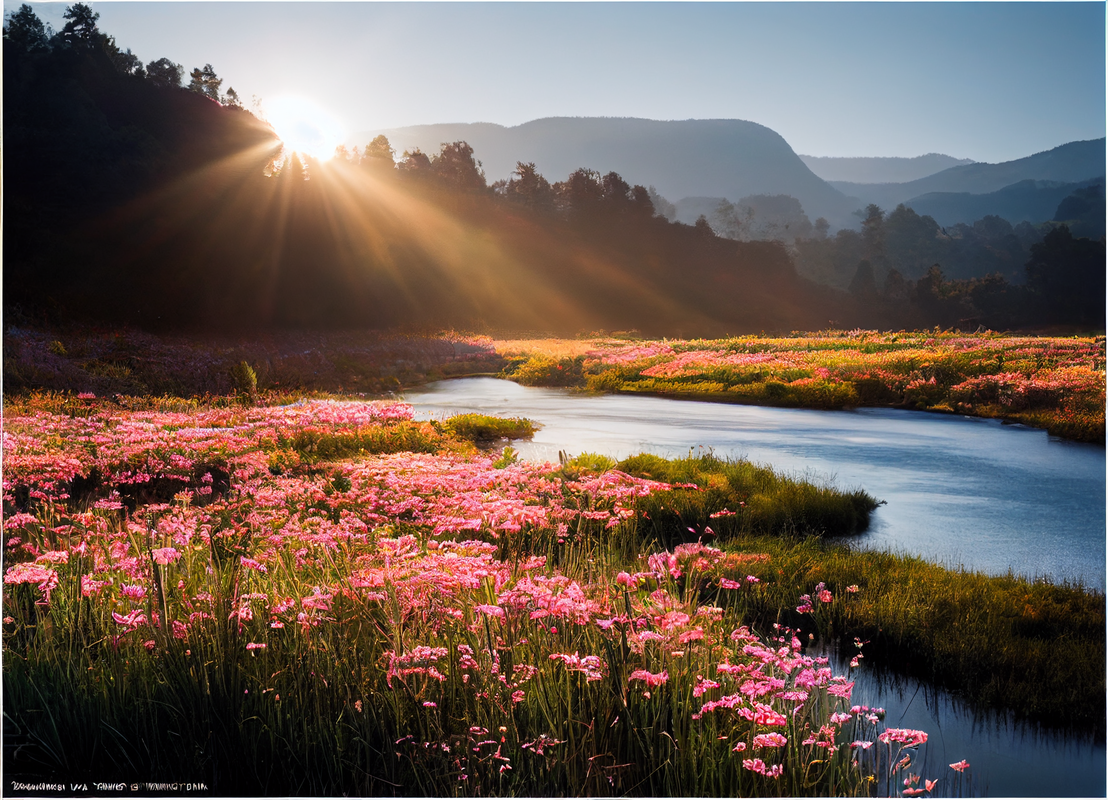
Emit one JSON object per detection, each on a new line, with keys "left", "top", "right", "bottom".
{"left": 4, "top": 4, "right": 1102, "bottom": 335}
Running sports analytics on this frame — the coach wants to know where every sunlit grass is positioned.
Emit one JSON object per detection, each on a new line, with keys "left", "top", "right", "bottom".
{"left": 498, "top": 330, "right": 1106, "bottom": 443}
{"left": 3, "top": 394, "right": 1101, "bottom": 795}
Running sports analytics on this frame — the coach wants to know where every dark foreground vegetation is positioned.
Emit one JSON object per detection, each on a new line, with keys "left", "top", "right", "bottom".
{"left": 3, "top": 392, "right": 1104, "bottom": 796}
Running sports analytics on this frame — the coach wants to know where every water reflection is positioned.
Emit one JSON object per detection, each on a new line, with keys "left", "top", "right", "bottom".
{"left": 819, "top": 644, "right": 1106, "bottom": 798}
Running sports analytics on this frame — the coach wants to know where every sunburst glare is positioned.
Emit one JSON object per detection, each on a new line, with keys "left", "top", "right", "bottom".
{"left": 264, "top": 95, "right": 345, "bottom": 160}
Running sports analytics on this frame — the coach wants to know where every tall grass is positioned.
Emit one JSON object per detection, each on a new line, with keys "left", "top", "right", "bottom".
{"left": 3, "top": 396, "right": 1100, "bottom": 795}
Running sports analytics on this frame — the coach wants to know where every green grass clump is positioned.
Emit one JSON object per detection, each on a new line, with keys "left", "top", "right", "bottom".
{"left": 710, "top": 535, "right": 1106, "bottom": 730}
{"left": 441, "top": 413, "right": 538, "bottom": 444}
{"left": 274, "top": 420, "right": 445, "bottom": 465}
{"left": 505, "top": 355, "right": 587, "bottom": 387}
{"left": 618, "top": 452, "right": 879, "bottom": 542}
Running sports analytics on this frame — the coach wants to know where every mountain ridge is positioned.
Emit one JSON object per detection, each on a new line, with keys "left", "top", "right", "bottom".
{"left": 830, "top": 138, "right": 1106, "bottom": 208}
{"left": 353, "top": 116, "right": 859, "bottom": 227}
{"left": 799, "top": 153, "right": 975, "bottom": 184}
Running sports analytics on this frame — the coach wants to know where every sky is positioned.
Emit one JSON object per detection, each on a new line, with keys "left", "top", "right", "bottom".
{"left": 8, "top": 1, "right": 1106, "bottom": 163}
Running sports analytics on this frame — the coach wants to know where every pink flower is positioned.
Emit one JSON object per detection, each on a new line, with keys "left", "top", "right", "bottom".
{"left": 629, "top": 669, "right": 669, "bottom": 688}
{"left": 818, "top": 589, "right": 833, "bottom": 603}
{"left": 121, "top": 584, "right": 147, "bottom": 602}
{"left": 615, "top": 571, "right": 636, "bottom": 588}
{"left": 949, "top": 760, "right": 970, "bottom": 772}
{"left": 742, "top": 758, "right": 783, "bottom": 778}
{"left": 827, "top": 681, "right": 855, "bottom": 699}
{"left": 752, "top": 733, "right": 787, "bottom": 748}
{"left": 246, "top": 642, "right": 267, "bottom": 651}
{"left": 880, "top": 728, "right": 928, "bottom": 747}
{"left": 153, "top": 547, "right": 181, "bottom": 565}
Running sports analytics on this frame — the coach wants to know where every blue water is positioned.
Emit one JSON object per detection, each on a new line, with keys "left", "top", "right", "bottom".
{"left": 403, "top": 378, "right": 1108, "bottom": 797}
{"left": 405, "top": 378, "right": 1106, "bottom": 591}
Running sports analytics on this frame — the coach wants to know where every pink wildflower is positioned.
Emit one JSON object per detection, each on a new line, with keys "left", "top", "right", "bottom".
{"left": 153, "top": 547, "right": 181, "bottom": 565}
{"left": 949, "top": 760, "right": 970, "bottom": 772}
{"left": 753, "top": 733, "right": 787, "bottom": 748}
{"left": 629, "top": 669, "right": 669, "bottom": 688}
{"left": 240, "top": 556, "right": 267, "bottom": 572}
{"left": 880, "top": 728, "right": 928, "bottom": 747}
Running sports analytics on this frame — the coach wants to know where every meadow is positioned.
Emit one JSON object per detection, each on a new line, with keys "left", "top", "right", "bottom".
{"left": 6, "top": 328, "right": 1103, "bottom": 443}
{"left": 498, "top": 330, "right": 1106, "bottom": 443}
{"left": 3, "top": 389, "right": 1102, "bottom": 796}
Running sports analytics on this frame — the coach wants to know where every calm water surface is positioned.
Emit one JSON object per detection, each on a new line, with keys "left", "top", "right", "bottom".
{"left": 405, "top": 378, "right": 1106, "bottom": 590}
{"left": 403, "top": 378, "right": 1107, "bottom": 797}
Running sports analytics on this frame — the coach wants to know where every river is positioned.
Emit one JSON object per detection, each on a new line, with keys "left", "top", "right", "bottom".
{"left": 403, "top": 377, "right": 1107, "bottom": 797}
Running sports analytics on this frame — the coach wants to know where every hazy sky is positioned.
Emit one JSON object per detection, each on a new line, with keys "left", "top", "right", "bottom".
{"left": 8, "top": 2, "right": 1105, "bottom": 162}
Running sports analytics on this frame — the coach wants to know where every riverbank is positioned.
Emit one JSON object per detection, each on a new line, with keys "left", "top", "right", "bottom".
{"left": 5, "top": 327, "right": 1103, "bottom": 443}
{"left": 494, "top": 331, "right": 1106, "bottom": 444}
{"left": 3, "top": 396, "right": 1102, "bottom": 795}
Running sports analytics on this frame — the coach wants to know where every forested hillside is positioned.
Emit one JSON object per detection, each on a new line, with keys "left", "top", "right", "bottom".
{"left": 4, "top": 5, "right": 1103, "bottom": 336}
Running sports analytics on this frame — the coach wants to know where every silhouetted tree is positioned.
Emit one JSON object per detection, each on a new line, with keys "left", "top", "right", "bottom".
{"left": 554, "top": 168, "right": 603, "bottom": 215}
{"left": 860, "top": 203, "right": 887, "bottom": 271}
{"left": 4, "top": 4, "right": 51, "bottom": 52}
{"left": 146, "top": 57, "right": 183, "bottom": 87}
{"left": 694, "top": 215, "right": 715, "bottom": 237}
{"left": 362, "top": 134, "right": 395, "bottom": 171}
{"left": 648, "top": 186, "right": 676, "bottom": 220}
{"left": 57, "top": 3, "right": 99, "bottom": 49}
{"left": 882, "top": 268, "right": 910, "bottom": 301}
{"left": 849, "top": 259, "right": 878, "bottom": 298}
{"left": 1025, "top": 225, "right": 1106, "bottom": 326}
{"left": 396, "top": 147, "right": 432, "bottom": 179}
{"left": 432, "top": 141, "right": 485, "bottom": 191}
{"left": 108, "top": 45, "right": 143, "bottom": 76}
{"left": 499, "top": 162, "right": 554, "bottom": 212}
{"left": 188, "top": 63, "right": 221, "bottom": 100}
{"left": 629, "top": 184, "right": 654, "bottom": 218}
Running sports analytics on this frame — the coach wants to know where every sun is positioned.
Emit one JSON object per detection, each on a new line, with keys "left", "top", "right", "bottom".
{"left": 264, "top": 95, "right": 346, "bottom": 161}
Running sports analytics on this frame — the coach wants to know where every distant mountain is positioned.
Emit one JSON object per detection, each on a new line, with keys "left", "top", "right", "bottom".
{"left": 799, "top": 153, "right": 974, "bottom": 184}
{"left": 829, "top": 138, "right": 1106, "bottom": 212}
{"left": 353, "top": 117, "right": 858, "bottom": 227}
{"left": 906, "top": 177, "right": 1106, "bottom": 229}
{"left": 1052, "top": 183, "right": 1106, "bottom": 239}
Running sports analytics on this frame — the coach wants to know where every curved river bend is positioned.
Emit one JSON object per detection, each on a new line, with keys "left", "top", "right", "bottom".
{"left": 403, "top": 378, "right": 1107, "bottom": 797}
{"left": 405, "top": 378, "right": 1105, "bottom": 590}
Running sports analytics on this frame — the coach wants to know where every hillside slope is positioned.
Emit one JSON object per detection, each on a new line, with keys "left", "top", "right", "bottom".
{"left": 799, "top": 153, "right": 974, "bottom": 184}
{"left": 354, "top": 117, "right": 859, "bottom": 227}
{"left": 830, "top": 138, "right": 1106, "bottom": 212}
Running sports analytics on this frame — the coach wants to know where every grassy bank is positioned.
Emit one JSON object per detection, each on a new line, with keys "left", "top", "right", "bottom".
{"left": 3, "top": 395, "right": 1102, "bottom": 795}
{"left": 497, "top": 330, "right": 1106, "bottom": 443}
